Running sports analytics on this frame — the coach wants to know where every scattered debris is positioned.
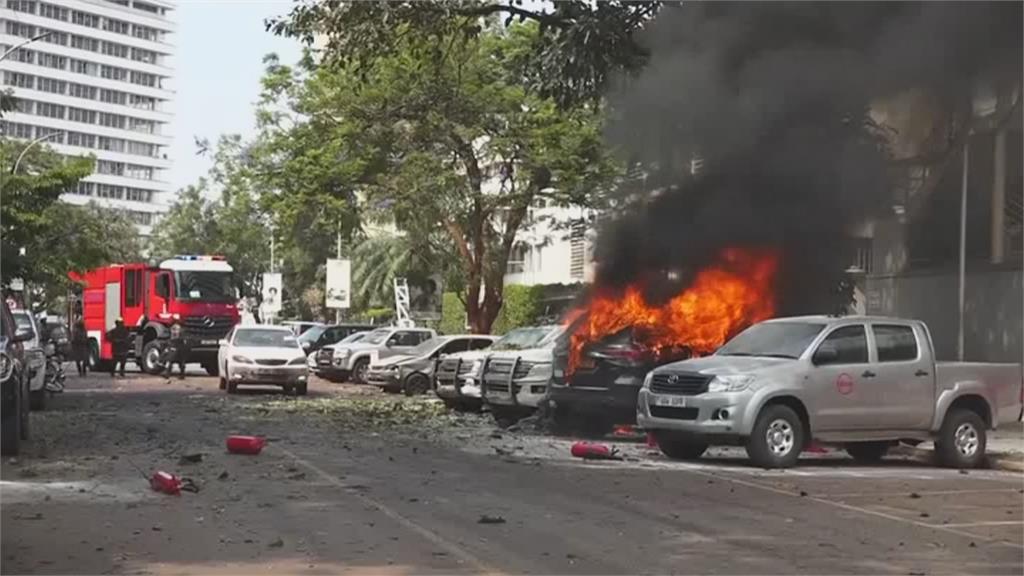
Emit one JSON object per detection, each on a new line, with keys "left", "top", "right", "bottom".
{"left": 267, "top": 537, "right": 284, "bottom": 548}
{"left": 490, "top": 431, "right": 503, "bottom": 439}
{"left": 178, "top": 453, "right": 204, "bottom": 465}
{"left": 18, "top": 468, "right": 39, "bottom": 478}
{"left": 14, "top": 512, "right": 43, "bottom": 520}
{"left": 958, "top": 469, "right": 968, "bottom": 475}
{"left": 151, "top": 526, "right": 162, "bottom": 532}
{"left": 909, "top": 492, "right": 922, "bottom": 499}
{"left": 217, "top": 471, "right": 230, "bottom": 481}
{"left": 799, "top": 491, "right": 808, "bottom": 497}
{"left": 407, "top": 497, "right": 419, "bottom": 503}
{"left": 287, "top": 472, "right": 307, "bottom": 481}
{"left": 919, "top": 512, "right": 930, "bottom": 518}
{"left": 477, "top": 515, "right": 506, "bottom": 525}
{"left": 969, "top": 542, "right": 977, "bottom": 548}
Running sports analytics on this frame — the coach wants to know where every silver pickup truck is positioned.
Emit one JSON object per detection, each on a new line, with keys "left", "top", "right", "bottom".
{"left": 637, "top": 316, "right": 1023, "bottom": 469}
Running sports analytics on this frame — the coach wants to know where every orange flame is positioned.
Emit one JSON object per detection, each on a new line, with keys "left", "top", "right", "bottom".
{"left": 566, "top": 247, "right": 780, "bottom": 374}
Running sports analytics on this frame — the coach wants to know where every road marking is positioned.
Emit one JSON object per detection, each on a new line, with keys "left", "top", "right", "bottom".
{"left": 677, "top": 467, "right": 1024, "bottom": 549}
{"left": 275, "top": 445, "right": 499, "bottom": 575}
{"left": 937, "top": 521, "right": 1024, "bottom": 528}
{"left": 827, "top": 488, "right": 1022, "bottom": 498}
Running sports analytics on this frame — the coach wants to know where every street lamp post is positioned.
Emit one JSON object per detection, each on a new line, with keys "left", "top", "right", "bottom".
{"left": 0, "top": 31, "right": 53, "bottom": 63}
{"left": 11, "top": 131, "right": 62, "bottom": 174}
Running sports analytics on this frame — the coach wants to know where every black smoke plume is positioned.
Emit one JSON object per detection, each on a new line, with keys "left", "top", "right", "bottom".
{"left": 596, "top": 1, "right": 1022, "bottom": 314}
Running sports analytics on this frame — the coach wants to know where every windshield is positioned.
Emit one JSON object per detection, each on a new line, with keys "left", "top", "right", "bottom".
{"left": 716, "top": 322, "right": 826, "bottom": 359}
{"left": 339, "top": 332, "right": 367, "bottom": 344}
{"left": 362, "top": 329, "right": 392, "bottom": 345}
{"left": 233, "top": 329, "right": 299, "bottom": 349}
{"left": 297, "top": 325, "right": 327, "bottom": 344}
{"left": 175, "top": 271, "right": 235, "bottom": 303}
{"left": 492, "top": 326, "right": 561, "bottom": 351}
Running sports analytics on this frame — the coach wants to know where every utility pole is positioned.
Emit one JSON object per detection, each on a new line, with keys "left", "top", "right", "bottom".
{"left": 957, "top": 139, "right": 969, "bottom": 361}
{"left": 335, "top": 223, "right": 342, "bottom": 324}
{"left": 0, "top": 31, "right": 52, "bottom": 63}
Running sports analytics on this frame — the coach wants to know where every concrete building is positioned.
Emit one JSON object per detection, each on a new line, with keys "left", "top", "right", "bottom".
{"left": 0, "top": 0, "right": 175, "bottom": 236}
{"left": 504, "top": 204, "right": 596, "bottom": 287}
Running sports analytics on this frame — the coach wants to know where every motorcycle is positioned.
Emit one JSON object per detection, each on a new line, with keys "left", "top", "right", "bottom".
{"left": 42, "top": 338, "right": 66, "bottom": 393}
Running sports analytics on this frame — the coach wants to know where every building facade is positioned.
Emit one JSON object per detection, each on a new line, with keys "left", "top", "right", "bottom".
{"left": 0, "top": 0, "right": 174, "bottom": 235}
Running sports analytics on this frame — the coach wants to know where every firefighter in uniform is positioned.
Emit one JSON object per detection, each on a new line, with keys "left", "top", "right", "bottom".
{"left": 105, "top": 318, "right": 131, "bottom": 377}
{"left": 162, "top": 321, "right": 188, "bottom": 378}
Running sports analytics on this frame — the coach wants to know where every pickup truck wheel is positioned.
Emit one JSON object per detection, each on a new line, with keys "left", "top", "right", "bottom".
{"left": 746, "top": 404, "right": 804, "bottom": 469}
{"left": 656, "top": 434, "right": 708, "bottom": 460}
{"left": 351, "top": 358, "right": 369, "bottom": 384}
{"left": 846, "top": 441, "right": 889, "bottom": 463}
{"left": 936, "top": 409, "right": 987, "bottom": 469}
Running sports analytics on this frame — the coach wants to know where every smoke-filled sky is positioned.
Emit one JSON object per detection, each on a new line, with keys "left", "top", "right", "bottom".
{"left": 595, "top": 2, "right": 1021, "bottom": 314}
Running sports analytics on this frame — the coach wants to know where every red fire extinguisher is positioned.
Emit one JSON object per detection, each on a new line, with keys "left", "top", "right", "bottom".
{"left": 226, "top": 435, "right": 266, "bottom": 455}
{"left": 150, "top": 471, "right": 183, "bottom": 495}
{"left": 570, "top": 442, "right": 623, "bottom": 460}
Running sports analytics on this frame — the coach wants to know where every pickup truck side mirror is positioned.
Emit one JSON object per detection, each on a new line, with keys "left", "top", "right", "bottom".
{"left": 812, "top": 344, "right": 840, "bottom": 365}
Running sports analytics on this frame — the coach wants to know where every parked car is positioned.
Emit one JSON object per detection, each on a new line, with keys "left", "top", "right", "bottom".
{"left": 480, "top": 325, "right": 564, "bottom": 423}
{"left": 548, "top": 324, "right": 689, "bottom": 435}
{"left": 366, "top": 334, "right": 497, "bottom": 395}
{"left": 315, "top": 326, "right": 437, "bottom": 384}
{"left": 435, "top": 326, "right": 560, "bottom": 410}
{"left": 1, "top": 301, "right": 33, "bottom": 455}
{"left": 281, "top": 321, "right": 324, "bottom": 336}
{"left": 10, "top": 310, "right": 47, "bottom": 410}
{"left": 638, "top": 315, "right": 1024, "bottom": 469}
{"left": 298, "top": 323, "right": 375, "bottom": 356}
{"left": 217, "top": 325, "right": 310, "bottom": 395}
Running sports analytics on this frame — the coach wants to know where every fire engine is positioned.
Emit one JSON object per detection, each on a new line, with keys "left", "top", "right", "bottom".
{"left": 69, "top": 255, "right": 240, "bottom": 375}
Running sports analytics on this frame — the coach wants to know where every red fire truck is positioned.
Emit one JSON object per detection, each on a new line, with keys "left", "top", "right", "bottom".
{"left": 69, "top": 255, "right": 240, "bottom": 375}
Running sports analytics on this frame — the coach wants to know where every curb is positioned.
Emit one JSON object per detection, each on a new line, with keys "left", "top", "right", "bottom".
{"left": 891, "top": 445, "right": 1024, "bottom": 472}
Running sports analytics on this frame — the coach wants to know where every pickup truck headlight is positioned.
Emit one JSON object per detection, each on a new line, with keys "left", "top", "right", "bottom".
{"left": 707, "top": 374, "right": 756, "bottom": 393}
{"left": 528, "top": 362, "right": 552, "bottom": 379}
{"left": 231, "top": 355, "right": 254, "bottom": 364}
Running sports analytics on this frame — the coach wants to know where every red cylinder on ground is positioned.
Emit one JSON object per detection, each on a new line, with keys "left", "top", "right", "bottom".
{"left": 226, "top": 435, "right": 266, "bottom": 455}
{"left": 150, "top": 471, "right": 182, "bottom": 495}
{"left": 571, "top": 442, "right": 612, "bottom": 459}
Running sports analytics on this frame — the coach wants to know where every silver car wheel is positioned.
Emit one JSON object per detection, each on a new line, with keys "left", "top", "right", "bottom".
{"left": 954, "top": 422, "right": 979, "bottom": 458}
{"left": 766, "top": 418, "right": 794, "bottom": 456}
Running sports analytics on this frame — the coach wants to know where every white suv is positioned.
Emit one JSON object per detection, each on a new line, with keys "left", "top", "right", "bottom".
{"left": 314, "top": 327, "right": 436, "bottom": 383}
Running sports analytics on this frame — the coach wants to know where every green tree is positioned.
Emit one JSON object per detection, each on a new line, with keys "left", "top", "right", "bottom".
{"left": 267, "top": 0, "right": 665, "bottom": 108}
{"left": 256, "top": 24, "right": 620, "bottom": 332}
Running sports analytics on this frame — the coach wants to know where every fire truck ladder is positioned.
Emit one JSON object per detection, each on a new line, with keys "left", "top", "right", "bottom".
{"left": 393, "top": 278, "right": 414, "bottom": 328}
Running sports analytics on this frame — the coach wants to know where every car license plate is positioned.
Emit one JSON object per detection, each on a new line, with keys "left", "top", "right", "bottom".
{"left": 201, "top": 339, "right": 217, "bottom": 346}
{"left": 578, "top": 357, "right": 596, "bottom": 370}
{"left": 653, "top": 395, "right": 687, "bottom": 408}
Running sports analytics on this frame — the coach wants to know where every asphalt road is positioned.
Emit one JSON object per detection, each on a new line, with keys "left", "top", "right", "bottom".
{"left": 1, "top": 370, "right": 1022, "bottom": 575}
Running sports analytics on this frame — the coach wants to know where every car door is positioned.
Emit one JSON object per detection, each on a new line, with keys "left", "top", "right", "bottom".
{"left": 806, "top": 323, "right": 873, "bottom": 432}
{"left": 869, "top": 322, "right": 933, "bottom": 430}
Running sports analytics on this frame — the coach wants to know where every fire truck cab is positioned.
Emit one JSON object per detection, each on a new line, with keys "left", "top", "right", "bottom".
{"left": 70, "top": 255, "right": 240, "bottom": 375}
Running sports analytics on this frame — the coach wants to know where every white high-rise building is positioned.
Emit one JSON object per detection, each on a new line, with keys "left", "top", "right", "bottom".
{"left": 0, "top": 0, "right": 174, "bottom": 236}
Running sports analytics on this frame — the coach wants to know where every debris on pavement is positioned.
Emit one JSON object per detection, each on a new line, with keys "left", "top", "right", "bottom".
{"left": 267, "top": 537, "right": 284, "bottom": 548}
{"left": 477, "top": 514, "right": 507, "bottom": 524}
{"left": 178, "top": 453, "right": 204, "bottom": 464}
{"left": 226, "top": 435, "right": 266, "bottom": 455}
{"left": 570, "top": 442, "right": 623, "bottom": 461}
{"left": 909, "top": 492, "right": 922, "bottom": 499}
{"left": 217, "top": 471, "right": 230, "bottom": 480}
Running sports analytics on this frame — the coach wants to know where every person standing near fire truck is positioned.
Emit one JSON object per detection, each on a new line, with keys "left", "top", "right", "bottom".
{"left": 105, "top": 318, "right": 130, "bottom": 377}
{"left": 162, "top": 321, "right": 188, "bottom": 378}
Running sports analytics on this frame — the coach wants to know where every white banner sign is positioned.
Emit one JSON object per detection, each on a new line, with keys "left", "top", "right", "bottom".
{"left": 325, "top": 259, "right": 351, "bottom": 309}
{"left": 261, "top": 272, "right": 283, "bottom": 315}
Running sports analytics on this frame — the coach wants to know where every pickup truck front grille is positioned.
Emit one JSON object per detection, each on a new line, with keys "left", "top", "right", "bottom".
{"left": 316, "top": 348, "right": 333, "bottom": 366}
{"left": 435, "top": 358, "right": 476, "bottom": 386}
{"left": 484, "top": 358, "right": 532, "bottom": 382}
{"left": 650, "top": 372, "right": 710, "bottom": 395}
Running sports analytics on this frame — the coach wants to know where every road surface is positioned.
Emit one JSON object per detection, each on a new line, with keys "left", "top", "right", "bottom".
{"left": 2, "top": 371, "right": 1021, "bottom": 574}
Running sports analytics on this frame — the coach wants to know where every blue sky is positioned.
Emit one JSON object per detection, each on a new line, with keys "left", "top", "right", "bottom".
{"left": 167, "top": 0, "right": 301, "bottom": 193}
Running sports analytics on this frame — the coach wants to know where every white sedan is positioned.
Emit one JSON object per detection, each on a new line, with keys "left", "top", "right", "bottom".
{"left": 218, "top": 326, "right": 309, "bottom": 395}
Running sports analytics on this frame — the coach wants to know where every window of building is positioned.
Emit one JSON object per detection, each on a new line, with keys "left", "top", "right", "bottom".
{"left": 99, "top": 112, "right": 126, "bottom": 129}
{"left": 33, "top": 126, "right": 64, "bottom": 143}
{"left": 3, "top": 46, "right": 35, "bottom": 64}
{"left": 872, "top": 325, "right": 919, "bottom": 362}
{"left": 131, "top": 24, "right": 161, "bottom": 42}
{"left": 67, "top": 131, "right": 96, "bottom": 148}
{"left": 100, "top": 89, "right": 126, "bottom": 105}
{"left": 71, "top": 10, "right": 100, "bottom": 28}
{"left": 101, "top": 65, "right": 127, "bottom": 82}
{"left": 97, "top": 160, "right": 125, "bottom": 176}
{"left": 125, "top": 188, "right": 153, "bottom": 203}
{"left": 569, "top": 219, "right": 587, "bottom": 280}
{"left": 101, "top": 41, "right": 129, "bottom": 59}
{"left": 1, "top": 121, "right": 35, "bottom": 139}
{"left": 130, "top": 47, "right": 157, "bottom": 64}
{"left": 5, "top": 21, "right": 35, "bottom": 38}
{"left": 36, "top": 101, "right": 65, "bottom": 119}
{"left": 70, "top": 59, "right": 99, "bottom": 76}
{"left": 133, "top": 2, "right": 159, "bottom": 14}
{"left": 73, "top": 181, "right": 95, "bottom": 196}
{"left": 68, "top": 107, "right": 97, "bottom": 124}
{"left": 38, "top": 29, "right": 68, "bottom": 46}
{"left": 3, "top": 71, "right": 34, "bottom": 89}
{"left": 128, "top": 211, "right": 153, "bottom": 226}
{"left": 36, "top": 77, "right": 66, "bottom": 94}
{"left": 129, "top": 94, "right": 156, "bottom": 110}
{"left": 507, "top": 243, "right": 528, "bottom": 274}
{"left": 6, "top": 1, "right": 36, "bottom": 13}
{"left": 12, "top": 98, "right": 33, "bottom": 114}
{"left": 37, "top": 52, "right": 67, "bottom": 70}
{"left": 38, "top": 2, "right": 68, "bottom": 20}
{"left": 102, "top": 17, "right": 130, "bottom": 35}
{"left": 128, "top": 118, "right": 155, "bottom": 134}
{"left": 68, "top": 83, "right": 97, "bottom": 100}
{"left": 70, "top": 35, "right": 99, "bottom": 52}
{"left": 126, "top": 140, "right": 154, "bottom": 157}
{"left": 125, "top": 164, "right": 153, "bottom": 180}
{"left": 129, "top": 71, "right": 156, "bottom": 87}
{"left": 97, "top": 136, "right": 125, "bottom": 153}
{"left": 96, "top": 184, "right": 124, "bottom": 199}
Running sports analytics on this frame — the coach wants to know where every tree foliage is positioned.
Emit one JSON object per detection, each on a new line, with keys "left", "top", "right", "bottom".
{"left": 256, "top": 23, "right": 620, "bottom": 332}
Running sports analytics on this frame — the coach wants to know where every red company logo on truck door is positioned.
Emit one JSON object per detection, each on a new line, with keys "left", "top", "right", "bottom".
{"left": 836, "top": 373, "right": 854, "bottom": 395}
